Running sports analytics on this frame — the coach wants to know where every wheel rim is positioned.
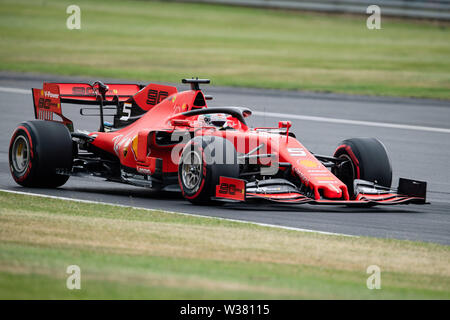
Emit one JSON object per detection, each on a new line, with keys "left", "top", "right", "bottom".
{"left": 11, "top": 135, "right": 30, "bottom": 175}
{"left": 181, "top": 151, "right": 202, "bottom": 190}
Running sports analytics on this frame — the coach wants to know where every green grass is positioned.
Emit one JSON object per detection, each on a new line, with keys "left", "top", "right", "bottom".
{"left": 0, "top": 191, "right": 449, "bottom": 299}
{"left": 0, "top": 0, "right": 449, "bottom": 99}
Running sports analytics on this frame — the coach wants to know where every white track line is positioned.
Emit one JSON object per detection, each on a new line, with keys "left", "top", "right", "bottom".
{"left": 3, "top": 85, "right": 447, "bottom": 133}
{"left": 253, "top": 111, "right": 450, "bottom": 134}
{"left": 0, "top": 86, "right": 30, "bottom": 94}
{"left": 0, "top": 188, "right": 354, "bottom": 237}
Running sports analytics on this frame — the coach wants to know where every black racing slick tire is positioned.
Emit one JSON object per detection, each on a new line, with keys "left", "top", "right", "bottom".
{"left": 9, "top": 120, "right": 73, "bottom": 188}
{"left": 333, "top": 137, "right": 392, "bottom": 197}
{"left": 178, "top": 136, "right": 240, "bottom": 204}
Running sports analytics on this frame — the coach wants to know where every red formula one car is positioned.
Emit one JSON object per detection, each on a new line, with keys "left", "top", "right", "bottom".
{"left": 9, "top": 78, "right": 427, "bottom": 206}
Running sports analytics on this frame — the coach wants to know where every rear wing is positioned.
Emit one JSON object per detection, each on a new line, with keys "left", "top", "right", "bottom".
{"left": 32, "top": 82, "right": 177, "bottom": 131}
{"left": 32, "top": 83, "right": 75, "bottom": 131}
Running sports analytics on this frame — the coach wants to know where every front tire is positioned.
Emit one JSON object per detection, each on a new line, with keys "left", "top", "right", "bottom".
{"left": 9, "top": 120, "right": 73, "bottom": 188}
{"left": 178, "top": 136, "right": 239, "bottom": 204}
{"left": 333, "top": 137, "right": 392, "bottom": 197}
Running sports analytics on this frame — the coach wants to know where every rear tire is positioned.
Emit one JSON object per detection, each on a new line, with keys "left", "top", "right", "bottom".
{"left": 178, "top": 136, "right": 239, "bottom": 204}
{"left": 9, "top": 120, "right": 73, "bottom": 188}
{"left": 333, "top": 137, "right": 392, "bottom": 197}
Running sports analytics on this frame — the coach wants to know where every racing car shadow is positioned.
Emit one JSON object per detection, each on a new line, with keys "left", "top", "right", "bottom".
{"left": 221, "top": 202, "right": 425, "bottom": 214}
{"left": 67, "top": 185, "right": 184, "bottom": 200}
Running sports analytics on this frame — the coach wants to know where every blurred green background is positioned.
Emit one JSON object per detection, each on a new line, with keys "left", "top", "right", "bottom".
{"left": 0, "top": 0, "right": 449, "bottom": 98}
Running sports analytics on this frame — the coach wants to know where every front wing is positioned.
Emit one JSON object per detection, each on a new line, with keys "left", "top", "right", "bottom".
{"left": 245, "top": 192, "right": 425, "bottom": 206}
{"left": 215, "top": 177, "right": 427, "bottom": 206}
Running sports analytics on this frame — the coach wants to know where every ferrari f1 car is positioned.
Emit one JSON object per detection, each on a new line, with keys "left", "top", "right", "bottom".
{"left": 9, "top": 78, "right": 427, "bottom": 206}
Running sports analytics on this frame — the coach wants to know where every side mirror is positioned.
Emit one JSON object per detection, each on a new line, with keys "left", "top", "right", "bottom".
{"left": 278, "top": 121, "right": 292, "bottom": 141}
{"left": 278, "top": 121, "right": 291, "bottom": 129}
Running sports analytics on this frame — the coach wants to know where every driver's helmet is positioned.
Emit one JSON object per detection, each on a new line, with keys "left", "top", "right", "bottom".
{"left": 198, "top": 113, "right": 228, "bottom": 128}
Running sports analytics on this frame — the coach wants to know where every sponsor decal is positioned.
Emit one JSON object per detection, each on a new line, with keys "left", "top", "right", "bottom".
{"left": 137, "top": 167, "right": 152, "bottom": 175}
{"left": 72, "top": 86, "right": 94, "bottom": 95}
{"left": 316, "top": 177, "right": 335, "bottom": 181}
{"left": 112, "top": 135, "right": 123, "bottom": 156}
{"left": 44, "top": 91, "right": 59, "bottom": 99}
{"left": 298, "top": 159, "right": 318, "bottom": 168}
{"left": 215, "top": 177, "right": 245, "bottom": 201}
{"left": 112, "top": 133, "right": 134, "bottom": 157}
{"left": 37, "top": 89, "right": 60, "bottom": 114}
{"left": 147, "top": 89, "right": 169, "bottom": 106}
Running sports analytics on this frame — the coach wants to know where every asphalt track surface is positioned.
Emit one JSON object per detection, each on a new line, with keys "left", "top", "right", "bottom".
{"left": 0, "top": 72, "right": 449, "bottom": 244}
